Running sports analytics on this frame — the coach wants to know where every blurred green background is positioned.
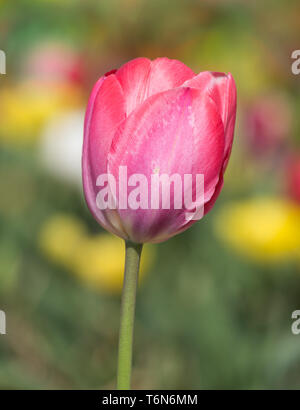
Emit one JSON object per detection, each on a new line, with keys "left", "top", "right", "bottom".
{"left": 1, "top": 0, "right": 300, "bottom": 389}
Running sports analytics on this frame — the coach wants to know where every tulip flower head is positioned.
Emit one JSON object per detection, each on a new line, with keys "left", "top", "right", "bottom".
{"left": 82, "top": 57, "right": 236, "bottom": 243}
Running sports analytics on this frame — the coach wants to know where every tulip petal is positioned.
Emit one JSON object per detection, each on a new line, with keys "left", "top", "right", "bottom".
{"left": 204, "top": 174, "right": 224, "bottom": 214}
{"left": 115, "top": 57, "right": 195, "bottom": 116}
{"left": 108, "top": 87, "right": 225, "bottom": 243}
{"left": 183, "top": 71, "right": 237, "bottom": 169}
{"left": 151, "top": 174, "right": 225, "bottom": 244}
{"left": 147, "top": 57, "right": 195, "bottom": 96}
{"left": 115, "top": 57, "right": 152, "bottom": 116}
{"left": 82, "top": 74, "right": 127, "bottom": 236}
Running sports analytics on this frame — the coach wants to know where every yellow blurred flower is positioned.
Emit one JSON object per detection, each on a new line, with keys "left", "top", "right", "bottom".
{"left": 214, "top": 197, "right": 300, "bottom": 263}
{"left": 74, "top": 234, "right": 154, "bottom": 293}
{"left": 39, "top": 214, "right": 86, "bottom": 269}
{"left": 38, "top": 214, "right": 154, "bottom": 293}
{"left": 0, "top": 82, "right": 82, "bottom": 145}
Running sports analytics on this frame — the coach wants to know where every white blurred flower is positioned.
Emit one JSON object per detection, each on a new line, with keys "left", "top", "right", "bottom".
{"left": 39, "top": 109, "right": 84, "bottom": 187}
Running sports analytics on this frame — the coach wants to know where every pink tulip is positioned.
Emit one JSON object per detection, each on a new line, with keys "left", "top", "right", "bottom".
{"left": 82, "top": 57, "right": 236, "bottom": 243}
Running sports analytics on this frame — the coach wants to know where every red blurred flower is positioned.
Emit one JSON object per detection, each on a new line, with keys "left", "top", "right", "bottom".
{"left": 286, "top": 155, "right": 300, "bottom": 203}
{"left": 24, "top": 42, "right": 85, "bottom": 87}
{"left": 244, "top": 93, "right": 291, "bottom": 155}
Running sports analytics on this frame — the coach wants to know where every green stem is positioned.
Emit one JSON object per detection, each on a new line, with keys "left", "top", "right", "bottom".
{"left": 117, "top": 240, "right": 143, "bottom": 390}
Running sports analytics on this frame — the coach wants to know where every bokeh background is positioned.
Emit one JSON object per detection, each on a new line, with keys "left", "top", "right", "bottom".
{"left": 1, "top": 0, "right": 300, "bottom": 389}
